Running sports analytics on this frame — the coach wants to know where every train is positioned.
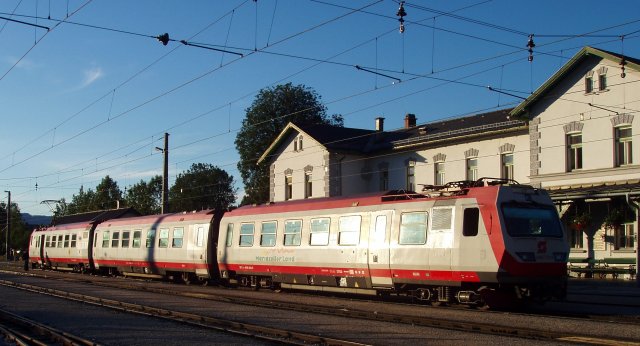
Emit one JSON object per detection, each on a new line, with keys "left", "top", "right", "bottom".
{"left": 28, "top": 178, "right": 569, "bottom": 307}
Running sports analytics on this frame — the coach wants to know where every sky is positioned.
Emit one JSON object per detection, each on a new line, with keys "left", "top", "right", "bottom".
{"left": 1, "top": 0, "right": 639, "bottom": 216}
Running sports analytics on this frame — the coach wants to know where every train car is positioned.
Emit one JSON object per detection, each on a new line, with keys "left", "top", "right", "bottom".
{"left": 217, "top": 179, "right": 568, "bottom": 306}
{"left": 28, "top": 221, "right": 94, "bottom": 272}
{"left": 91, "top": 210, "right": 221, "bottom": 284}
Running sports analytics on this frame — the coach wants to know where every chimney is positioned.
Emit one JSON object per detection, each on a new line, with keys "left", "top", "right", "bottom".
{"left": 404, "top": 113, "right": 416, "bottom": 128}
{"left": 375, "top": 117, "right": 385, "bottom": 131}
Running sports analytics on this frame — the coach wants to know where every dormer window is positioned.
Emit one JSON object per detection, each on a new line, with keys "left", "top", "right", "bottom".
{"left": 293, "top": 135, "right": 303, "bottom": 152}
{"left": 598, "top": 66, "right": 608, "bottom": 91}
{"left": 585, "top": 71, "right": 594, "bottom": 94}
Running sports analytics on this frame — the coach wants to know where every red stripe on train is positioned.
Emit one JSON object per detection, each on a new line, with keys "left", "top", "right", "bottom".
{"left": 220, "top": 263, "right": 481, "bottom": 282}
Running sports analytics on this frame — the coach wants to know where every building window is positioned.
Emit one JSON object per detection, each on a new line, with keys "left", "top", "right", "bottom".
{"left": 615, "top": 223, "right": 635, "bottom": 250}
{"left": 615, "top": 126, "right": 632, "bottom": 166}
{"left": 298, "top": 136, "right": 303, "bottom": 151}
{"left": 585, "top": 74, "right": 593, "bottom": 93}
{"left": 304, "top": 173, "right": 312, "bottom": 198}
{"left": 406, "top": 161, "right": 415, "bottom": 191}
{"left": 466, "top": 158, "right": 478, "bottom": 181}
{"left": 285, "top": 175, "right": 292, "bottom": 200}
{"left": 380, "top": 169, "right": 389, "bottom": 191}
{"left": 435, "top": 162, "right": 445, "bottom": 185}
{"left": 570, "top": 228, "right": 583, "bottom": 249}
{"left": 598, "top": 72, "right": 607, "bottom": 91}
{"left": 501, "top": 153, "right": 514, "bottom": 180}
{"left": 567, "top": 133, "right": 583, "bottom": 171}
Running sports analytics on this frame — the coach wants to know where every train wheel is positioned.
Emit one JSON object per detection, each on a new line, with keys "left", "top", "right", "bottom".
{"left": 182, "top": 272, "right": 192, "bottom": 285}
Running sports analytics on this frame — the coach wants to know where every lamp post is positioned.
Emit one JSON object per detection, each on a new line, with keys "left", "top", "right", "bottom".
{"left": 4, "top": 191, "right": 9, "bottom": 261}
{"left": 155, "top": 133, "right": 169, "bottom": 214}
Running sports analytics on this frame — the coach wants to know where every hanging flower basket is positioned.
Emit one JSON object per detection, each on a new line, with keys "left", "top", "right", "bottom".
{"left": 571, "top": 213, "right": 591, "bottom": 231}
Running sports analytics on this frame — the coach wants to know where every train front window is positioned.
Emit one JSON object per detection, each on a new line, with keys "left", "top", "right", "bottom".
{"left": 502, "top": 204, "right": 563, "bottom": 238}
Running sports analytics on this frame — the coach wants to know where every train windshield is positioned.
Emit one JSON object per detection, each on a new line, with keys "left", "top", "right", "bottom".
{"left": 501, "top": 203, "right": 563, "bottom": 238}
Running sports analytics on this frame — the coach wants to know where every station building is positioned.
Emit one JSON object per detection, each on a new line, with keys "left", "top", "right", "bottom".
{"left": 258, "top": 46, "right": 640, "bottom": 273}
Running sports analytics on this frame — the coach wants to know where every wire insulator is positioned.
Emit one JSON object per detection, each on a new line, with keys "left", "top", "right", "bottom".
{"left": 397, "top": 1, "right": 406, "bottom": 33}
{"left": 527, "top": 34, "right": 535, "bottom": 62}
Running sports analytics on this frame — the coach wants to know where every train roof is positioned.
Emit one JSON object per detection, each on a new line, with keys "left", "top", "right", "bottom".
{"left": 226, "top": 188, "right": 477, "bottom": 217}
{"left": 97, "top": 209, "right": 216, "bottom": 228}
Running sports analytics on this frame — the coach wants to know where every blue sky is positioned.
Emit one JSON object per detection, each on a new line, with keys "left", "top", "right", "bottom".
{"left": 1, "top": 0, "right": 639, "bottom": 216}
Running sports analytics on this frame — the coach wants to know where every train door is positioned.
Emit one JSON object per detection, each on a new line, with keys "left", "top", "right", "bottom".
{"left": 367, "top": 210, "right": 393, "bottom": 287}
{"left": 39, "top": 234, "right": 45, "bottom": 264}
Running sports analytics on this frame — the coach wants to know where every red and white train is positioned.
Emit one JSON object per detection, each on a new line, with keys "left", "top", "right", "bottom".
{"left": 29, "top": 179, "right": 569, "bottom": 306}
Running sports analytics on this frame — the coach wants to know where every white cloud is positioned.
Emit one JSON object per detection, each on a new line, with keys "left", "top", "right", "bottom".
{"left": 80, "top": 66, "right": 104, "bottom": 88}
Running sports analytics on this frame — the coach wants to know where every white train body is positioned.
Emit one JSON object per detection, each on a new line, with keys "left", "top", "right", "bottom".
{"left": 28, "top": 181, "right": 569, "bottom": 305}
{"left": 217, "top": 184, "right": 568, "bottom": 303}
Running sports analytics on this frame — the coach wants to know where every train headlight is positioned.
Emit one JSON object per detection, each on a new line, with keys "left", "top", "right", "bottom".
{"left": 553, "top": 252, "right": 567, "bottom": 262}
{"left": 516, "top": 252, "right": 536, "bottom": 262}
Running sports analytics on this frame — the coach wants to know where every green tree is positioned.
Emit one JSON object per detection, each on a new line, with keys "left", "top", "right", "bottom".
{"left": 0, "top": 201, "right": 30, "bottom": 257}
{"left": 235, "top": 83, "right": 342, "bottom": 205}
{"left": 125, "top": 175, "right": 162, "bottom": 215}
{"left": 66, "top": 175, "right": 123, "bottom": 214}
{"left": 169, "top": 163, "right": 236, "bottom": 212}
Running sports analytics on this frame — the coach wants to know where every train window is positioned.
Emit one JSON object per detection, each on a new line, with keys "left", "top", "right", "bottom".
{"left": 146, "top": 229, "right": 156, "bottom": 248}
{"left": 159, "top": 229, "right": 169, "bottom": 248}
{"left": 64, "top": 235, "right": 70, "bottom": 248}
{"left": 399, "top": 212, "right": 428, "bottom": 245}
{"left": 71, "top": 234, "right": 77, "bottom": 247}
{"left": 45, "top": 236, "right": 49, "bottom": 247}
{"left": 501, "top": 204, "right": 563, "bottom": 238}
{"left": 83, "top": 231, "right": 89, "bottom": 240}
{"left": 338, "top": 215, "right": 361, "bottom": 245}
{"left": 310, "top": 218, "right": 330, "bottom": 246}
{"left": 225, "top": 224, "right": 233, "bottom": 247}
{"left": 260, "top": 221, "right": 277, "bottom": 247}
{"left": 112, "top": 232, "right": 120, "bottom": 248}
{"left": 122, "top": 231, "right": 131, "bottom": 248}
{"left": 133, "top": 230, "right": 141, "bottom": 248}
{"left": 284, "top": 220, "right": 302, "bottom": 246}
{"left": 373, "top": 215, "right": 387, "bottom": 243}
{"left": 196, "top": 227, "right": 205, "bottom": 247}
{"left": 463, "top": 208, "right": 479, "bottom": 237}
{"left": 239, "top": 223, "right": 255, "bottom": 247}
{"left": 172, "top": 228, "right": 184, "bottom": 248}
{"left": 57, "top": 235, "right": 63, "bottom": 248}
{"left": 102, "top": 231, "right": 110, "bottom": 248}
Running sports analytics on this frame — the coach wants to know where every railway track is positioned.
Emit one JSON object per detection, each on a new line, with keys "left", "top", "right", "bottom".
{"left": 0, "top": 278, "right": 364, "bottom": 346}
{"left": 1, "top": 268, "right": 640, "bottom": 345}
{"left": 0, "top": 307, "right": 98, "bottom": 346}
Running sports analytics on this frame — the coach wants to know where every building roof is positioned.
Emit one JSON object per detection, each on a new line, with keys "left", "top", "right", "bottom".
{"left": 546, "top": 180, "right": 640, "bottom": 201}
{"left": 258, "top": 108, "right": 524, "bottom": 164}
{"left": 510, "top": 46, "right": 640, "bottom": 118}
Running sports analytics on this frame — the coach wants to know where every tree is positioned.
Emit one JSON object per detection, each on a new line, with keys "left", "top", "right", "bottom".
{"left": 235, "top": 83, "right": 343, "bottom": 205}
{"left": 66, "top": 175, "right": 123, "bottom": 214}
{"left": 169, "top": 163, "right": 236, "bottom": 212}
{"left": 125, "top": 175, "right": 162, "bottom": 215}
{"left": 0, "top": 201, "right": 30, "bottom": 257}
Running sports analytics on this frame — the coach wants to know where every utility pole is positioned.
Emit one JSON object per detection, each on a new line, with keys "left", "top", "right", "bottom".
{"left": 4, "top": 191, "right": 9, "bottom": 260}
{"left": 155, "top": 133, "right": 169, "bottom": 214}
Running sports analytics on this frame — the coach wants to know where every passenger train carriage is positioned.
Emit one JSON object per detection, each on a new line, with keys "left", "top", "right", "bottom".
{"left": 217, "top": 180, "right": 568, "bottom": 305}
{"left": 29, "top": 179, "right": 568, "bottom": 307}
